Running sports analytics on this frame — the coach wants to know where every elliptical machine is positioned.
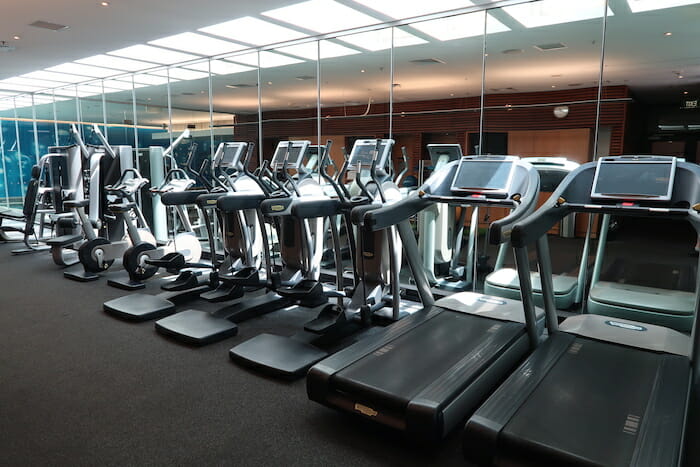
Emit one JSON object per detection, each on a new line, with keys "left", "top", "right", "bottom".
{"left": 153, "top": 140, "right": 329, "bottom": 345}
{"left": 228, "top": 138, "right": 409, "bottom": 378}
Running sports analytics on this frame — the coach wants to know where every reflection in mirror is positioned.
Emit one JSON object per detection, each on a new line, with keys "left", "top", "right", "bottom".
{"left": 258, "top": 45, "right": 318, "bottom": 169}
{"left": 0, "top": 96, "right": 20, "bottom": 206}
{"left": 210, "top": 55, "right": 259, "bottom": 166}
{"left": 393, "top": 10, "right": 486, "bottom": 189}
{"left": 320, "top": 31, "right": 390, "bottom": 178}
{"left": 483, "top": 0, "right": 606, "bottom": 240}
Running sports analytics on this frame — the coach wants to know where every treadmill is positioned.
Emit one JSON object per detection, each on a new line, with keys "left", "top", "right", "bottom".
{"left": 307, "top": 155, "right": 544, "bottom": 441}
{"left": 484, "top": 157, "right": 585, "bottom": 309}
{"left": 463, "top": 155, "right": 696, "bottom": 466}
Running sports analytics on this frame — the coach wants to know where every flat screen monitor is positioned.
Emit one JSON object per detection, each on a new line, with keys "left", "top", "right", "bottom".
{"left": 427, "top": 144, "right": 463, "bottom": 166}
{"left": 218, "top": 142, "right": 246, "bottom": 169}
{"left": 450, "top": 157, "right": 516, "bottom": 197}
{"left": 271, "top": 140, "right": 310, "bottom": 170}
{"left": 347, "top": 139, "right": 393, "bottom": 171}
{"left": 591, "top": 157, "right": 676, "bottom": 201}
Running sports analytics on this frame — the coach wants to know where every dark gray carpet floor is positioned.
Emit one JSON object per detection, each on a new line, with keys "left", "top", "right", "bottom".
{"left": 0, "top": 242, "right": 465, "bottom": 467}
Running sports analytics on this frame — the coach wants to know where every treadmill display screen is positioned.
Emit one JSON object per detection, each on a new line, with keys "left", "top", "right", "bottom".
{"left": 348, "top": 140, "right": 392, "bottom": 171}
{"left": 450, "top": 159, "right": 515, "bottom": 194}
{"left": 592, "top": 159, "right": 675, "bottom": 200}
{"left": 271, "top": 141, "right": 309, "bottom": 170}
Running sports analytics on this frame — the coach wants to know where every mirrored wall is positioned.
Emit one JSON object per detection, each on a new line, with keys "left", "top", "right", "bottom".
{"left": 1, "top": 0, "right": 698, "bottom": 215}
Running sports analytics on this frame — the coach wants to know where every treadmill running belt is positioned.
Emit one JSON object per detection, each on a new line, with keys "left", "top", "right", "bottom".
{"left": 499, "top": 338, "right": 688, "bottom": 466}
{"left": 332, "top": 310, "right": 524, "bottom": 411}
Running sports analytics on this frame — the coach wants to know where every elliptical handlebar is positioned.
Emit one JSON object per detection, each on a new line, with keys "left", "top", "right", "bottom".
{"left": 91, "top": 124, "right": 117, "bottom": 160}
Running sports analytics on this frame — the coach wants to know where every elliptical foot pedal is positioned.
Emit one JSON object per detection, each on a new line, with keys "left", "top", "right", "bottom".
{"left": 107, "top": 277, "right": 146, "bottom": 291}
{"left": 304, "top": 304, "right": 346, "bottom": 334}
{"left": 200, "top": 283, "right": 244, "bottom": 303}
{"left": 155, "top": 309, "right": 238, "bottom": 345}
{"left": 104, "top": 294, "right": 175, "bottom": 321}
{"left": 229, "top": 333, "right": 329, "bottom": 379}
{"left": 161, "top": 270, "right": 199, "bottom": 292}
{"left": 219, "top": 267, "right": 260, "bottom": 287}
{"left": 64, "top": 268, "right": 100, "bottom": 282}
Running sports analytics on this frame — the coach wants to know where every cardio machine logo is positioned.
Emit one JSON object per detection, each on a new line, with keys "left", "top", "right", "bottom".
{"left": 605, "top": 320, "right": 647, "bottom": 332}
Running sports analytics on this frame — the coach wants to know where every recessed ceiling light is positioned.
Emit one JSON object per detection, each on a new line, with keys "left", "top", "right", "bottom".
{"left": 339, "top": 27, "right": 426, "bottom": 51}
{"left": 150, "top": 32, "right": 247, "bottom": 56}
{"left": 108, "top": 44, "right": 199, "bottom": 64}
{"left": 664, "top": 32, "right": 673, "bottom": 36}
{"left": 678, "top": 75, "right": 684, "bottom": 79}
{"left": 199, "top": 16, "right": 306, "bottom": 45}
{"left": 278, "top": 41, "right": 360, "bottom": 60}
{"left": 100, "top": 1, "right": 110, "bottom": 6}
{"left": 228, "top": 51, "right": 302, "bottom": 68}
{"left": 504, "top": 0, "right": 612, "bottom": 28}
{"left": 551, "top": 85, "right": 557, "bottom": 88}
{"left": 684, "top": 91, "right": 689, "bottom": 94}
{"left": 350, "top": 0, "right": 473, "bottom": 19}
{"left": 411, "top": 12, "right": 509, "bottom": 41}
{"left": 76, "top": 54, "right": 157, "bottom": 71}
{"left": 360, "top": 69, "right": 366, "bottom": 73}
{"left": 267, "top": 81, "right": 273, "bottom": 85}
{"left": 12, "top": 35, "right": 20, "bottom": 40}
{"left": 47, "top": 62, "right": 121, "bottom": 78}
{"left": 150, "top": 68, "right": 210, "bottom": 80}
{"left": 185, "top": 60, "right": 254, "bottom": 75}
{"left": 627, "top": 0, "right": 700, "bottom": 13}
{"left": 263, "top": 0, "right": 381, "bottom": 34}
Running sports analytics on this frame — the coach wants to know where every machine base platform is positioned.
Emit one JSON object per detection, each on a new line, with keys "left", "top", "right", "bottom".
{"left": 64, "top": 268, "right": 100, "bottom": 282}
{"left": 155, "top": 309, "right": 239, "bottom": 345}
{"left": 107, "top": 276, "right": 146, "bottom": 291}
{"left": 104, "top": 294, "right": 175, "bottom": 321}
{"left": 229, "top": 333, "right": 329, "bottom": 379}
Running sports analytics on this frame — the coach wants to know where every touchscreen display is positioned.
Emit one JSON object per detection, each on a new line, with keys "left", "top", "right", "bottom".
{"left": 593, "top": 161, "right": 674, "bottom": 199}
{"left": 427, "top": 144, "right": 462, "bottom": 165}
{"left": 348, "top": 140, "right": 391, "bottom": 169}
{"left": 451, "top": 159, "right": 514, "bottom": 192}
{"left": 271, "top": 142, "right": 306, "bottom": 169}
{"left": 220, "top": 143, "right": 243, "bottom": 168}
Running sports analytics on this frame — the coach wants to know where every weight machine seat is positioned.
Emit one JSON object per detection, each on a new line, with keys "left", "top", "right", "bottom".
{"left": 64, "top": 199, "right": 90, "bottom": 209}
{"left": 0, "top": 207, "right": 26, "bottom": 221}
{"left": 109, "top": 202, "right": 137, "bottom": 213}
{"left": 161, "top": 189, "right": 207, "bottom": 206}
{"left": 590, "top": 281, "right": 695, "bottom": 316}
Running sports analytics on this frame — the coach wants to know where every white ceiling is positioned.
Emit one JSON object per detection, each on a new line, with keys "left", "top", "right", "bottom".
{"left": 0, "top": 0, "right": 699, "bottom": 126}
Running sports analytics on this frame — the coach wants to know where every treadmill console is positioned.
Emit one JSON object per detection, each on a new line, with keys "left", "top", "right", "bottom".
{"left": 215, "top": 142, "right": 247, "bottom": 170}
{"left": 303, "top": 145, "right": 326, "bottom": 172}
{"left": 523, "top": 157, "right": 579, "bottom": 192}
{"left": 347, "top": 139, "right": 394, "bottom": 171}
{"left": 591, "top": 156, "right": 676, "bottom": 201}
{"left": 450, "top": 156, "right": 518, "bottom": 199}
{"left": 271, "top": 140, "right": 311, "bottom": 171}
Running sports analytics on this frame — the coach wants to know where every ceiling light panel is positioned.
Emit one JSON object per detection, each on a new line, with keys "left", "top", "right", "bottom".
{"left": 47, "top": 62, "right": 121, "bottom": 78}
{"left": 200, "top": 16, "right": 307, "bottom": 45}
{"left": 350, "top": 0, "right": 474, "bottom": 19}
{"left": 117, "top": 74, "right": 173, "bottom": 86}
{"left": 263, "top": 0, "right": 382, "bottom": 34}
{"left": 0, "top": 81, "right": 50, "bottom": 92}
{"left": 411, "top": 12, "right": 509, "bottom": 41}
{"left": 185, "top": 60, "right": 254, "bottom": 75}
{"left": 150, "top": 32, "right": 247, "bottom": 55}
{"left": 503, "top": 0, "right": 611, "bottom": 28}
{"left": 0, "top": 77, "right": 62, "bottom": 88}
{"left": 278, "top": 41, "right": 360, "bottom": 59}
{"left": 627, "top": 0, "right": 700, "bottom": 12}
{"left": 339, "top": 27, "right": 427, "bottom": 51}
{"left": 21, "top": 70, "right": 87, "bottom": 84}
{"left": 101, "top": 79, "right": 138, "bottom": 90}
{"left": 108, "top": 44, "right": 199, "bottom": 64}
{"left": 76, "top": 54, "right": 157, "bottom": 72}
{"left": 150, "top": 68, "right": 210, "bottom": 80}
{"left": 229, "top": 51, "right": 303, "bottom": 68}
